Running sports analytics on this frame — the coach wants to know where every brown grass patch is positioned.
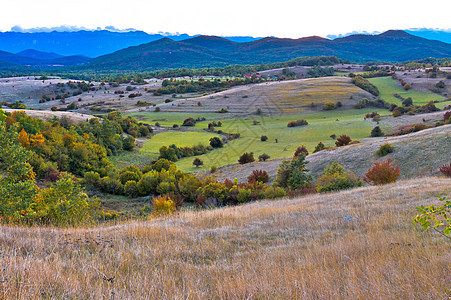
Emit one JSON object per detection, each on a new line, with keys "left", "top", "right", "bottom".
{"left": 0, "top": 177, "right": 450, "bottom": 299}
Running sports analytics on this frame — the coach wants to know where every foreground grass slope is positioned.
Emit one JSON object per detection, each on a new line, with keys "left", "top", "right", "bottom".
{"left": 1, "top": 177, "right": 450, "bottom": 299}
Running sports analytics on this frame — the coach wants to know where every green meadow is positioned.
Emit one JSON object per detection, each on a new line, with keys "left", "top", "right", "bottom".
{"left": 368, "top": 77, "right": 446, "bottom": 106}
{"left": 174, "top": 108, "right": 391, "bottom": 172}
{"left": 126, "top": 112, "right": 221, "bottom": 127}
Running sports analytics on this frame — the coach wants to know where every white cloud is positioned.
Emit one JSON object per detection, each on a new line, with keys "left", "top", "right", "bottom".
{"left": 2, "top": 0, "right": 451, "bottom": 38}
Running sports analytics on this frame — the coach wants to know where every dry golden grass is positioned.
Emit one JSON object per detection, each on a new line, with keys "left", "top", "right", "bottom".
{"left": 1, "top": 177, "right": 450, "bottom": 299}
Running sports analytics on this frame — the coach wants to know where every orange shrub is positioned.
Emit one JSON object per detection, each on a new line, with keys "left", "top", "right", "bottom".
{"left": 364, "top": 158, "right": 400, "bottom": 185}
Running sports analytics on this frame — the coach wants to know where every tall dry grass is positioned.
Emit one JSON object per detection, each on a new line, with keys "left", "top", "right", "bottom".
{"left": 0, "top": 177, "right": 450, "bottom": 299}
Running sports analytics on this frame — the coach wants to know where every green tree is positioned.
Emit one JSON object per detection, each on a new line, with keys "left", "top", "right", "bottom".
{"left": 32, "top": 174, "right": 99, "bottom": 225}
{"left": 275, "top": 153, "right": 312, "bottom": 190}
{"left": 0, "top": 121, "right": 38, "bottom": 222}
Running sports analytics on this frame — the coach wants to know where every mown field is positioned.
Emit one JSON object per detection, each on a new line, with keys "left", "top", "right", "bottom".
{"left": 368, "top": 76, "right": 447, "bottom": 106}
{"left": 1, "top": 177, "right": 450, "bottom": 299}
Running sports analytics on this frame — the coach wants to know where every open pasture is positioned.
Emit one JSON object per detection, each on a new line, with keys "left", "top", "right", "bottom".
{"left": 368, "top": 76, "right": 447, "bottom": 106}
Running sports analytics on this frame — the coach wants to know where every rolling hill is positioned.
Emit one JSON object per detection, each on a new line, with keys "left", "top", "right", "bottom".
{"left": 85, "top": 30, "right": 451, "bottom": 71}
{"left": 0, "top": 49, "right": 90, "bottom": 66}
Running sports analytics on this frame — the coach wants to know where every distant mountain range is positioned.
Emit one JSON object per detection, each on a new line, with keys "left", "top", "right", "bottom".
{"left": 0, "top": 30, "right": 261, "bottom": 57}
{"left": 0, "top": 30, "right": 450, "bottom": 71}
{"left": 84, "top": 30, "right": 451, "bottom": 71}
{"left": 0, "top": 49, "right": 90, "bottom": 67}
{"left": 405, "top": 29, "right": 451, "bottom": 44}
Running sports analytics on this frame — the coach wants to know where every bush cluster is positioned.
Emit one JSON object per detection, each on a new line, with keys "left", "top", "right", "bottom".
{"left": 287, "top": 119, "right": 308, "bottom": 127}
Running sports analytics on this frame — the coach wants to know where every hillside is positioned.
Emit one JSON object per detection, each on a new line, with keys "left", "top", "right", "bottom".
{"left": 215, "top": 123, "right": 451, "bottom": 183}
{"left": 85, "top": 30, "right": 451, "bottom": 70}
{"left": 1, "top": 177, "right": 449, "bottom": 298}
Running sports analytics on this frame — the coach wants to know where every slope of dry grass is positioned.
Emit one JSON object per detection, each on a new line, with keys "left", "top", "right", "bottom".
{"left": 1, "top": 177, "right": 450, "bottom": 299}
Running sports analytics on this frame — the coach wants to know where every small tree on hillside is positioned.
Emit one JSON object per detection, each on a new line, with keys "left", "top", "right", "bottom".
{"left": 371, "top": 126, "right": 384, "bottom": 137}
{"left": 335, "top": 135, "right": 352, "bottom": 146}
{"left": 193, "top": 158, "right": 204, "bottom": 168}
{"left": 238, "top": 152, "right": 255, "bottom": 164}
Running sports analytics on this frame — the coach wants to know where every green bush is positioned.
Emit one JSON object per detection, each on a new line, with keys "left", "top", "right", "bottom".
{"left": 263, "top": 187, "right": 287, "bottom": 199}
{"left": 316, "top": 162, "right": 363, "bottom": 193}
{"left": 137, "top": 172, "right": 159, "bottom": 195}
{"left": 124, "top": 180, "right": 139, "bottom": 197}
{"left": 119, "top": 171, "right": 142, "bottom": 185}
{"left": 323, "top": 102, "right": 336, "bottom": 110}
{"left": 313, "top": 142, "right": 325, "bottom": 153}
{"left": 370, "top": 126, "right": 384, "bottom": 137}
{"left": 236, "top": 188, "right": 253, "bottom": 203}
{"left": 99, "top": 177, "right": 124, "bottom": 195}
{"left": 35, "top": 174, "right": 99, "bottom": 225}
{"left": 376, "top": 143, "right": 394, "bottom": 157}
{"left": 238, "top": 152, "right": 255, "bottom": 164}
{"left": 209, "top": 137, "right": 223, "bottom": 148}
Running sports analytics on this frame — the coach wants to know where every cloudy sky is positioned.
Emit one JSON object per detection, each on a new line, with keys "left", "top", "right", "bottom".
{"left": 2, "top": 0, "right": 450, "bottom": 37}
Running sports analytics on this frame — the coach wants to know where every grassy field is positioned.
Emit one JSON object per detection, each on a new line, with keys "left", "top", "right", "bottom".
{"left": 127, "top": 112, "right": 221, "bottom": 127}
{"left": 110, "top": 130, "right": 220, "bottom": 169}
{"left": 172, "top": 108, "right": 390, "bottom": 172}
{"left": 368, "top": 77, "right": 446, "bottom": 106}
{"left": 1, "top": 177, "right": 450, "bottom": 299}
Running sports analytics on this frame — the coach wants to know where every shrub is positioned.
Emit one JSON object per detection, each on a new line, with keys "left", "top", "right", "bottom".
{"left": 313, "top": 142, "right": 325, "bottom": 153}
{"left": 119, "top": 171, "right": 142, "bottom": 185}
{"left": 293, "top": 146, "right": 309, "bottom": 158}
{"left": 155, "top": 107, "right": 161, "bottom": 112}
{"left": 376, "top": 143, "right": 394, "bottom": 157}
{"left": 238, "top": 152, "right": 255, "bottom": 164}
{"left": 316, "top": 162, "right": 363, "bottom": 193}
{"left": 351, "top": 76, "right": 379, "bottom": 96}
{"left": 152, "top": 195, "right": 176, "bottom": 216}
{"left": 34, "top": 174, "right": 99, "bottom": 226}
{"left": 153, "top": 158, "right": 175, "bottom": 172}
{"left": 99, "top": 177, "right": 124, "bottom": 195}
{"left": 414, "top": 195, "right": 450, "bottom": 238}
{"left": 217, "top": 108, "right": 228, "bottom": 113}
{"left": 258, "top": 153, "right": 270, "bottom": 162}
{"left": 260, "top": 135, "right": 268, "bottom": 142}
{"left": 137, "top": 172, "right": 159, "bottom": 195}
{"left": 370, "top": 126, "right": 384, "bottom": 137}
{"left": 275, "top": 153, "right": 313, "bottom": 190}
{"left": 287, "top": 119, "right": 308, "bottom": 127}
{"left": 263, "top": 187, "right": 287, "bottom": 199}
{"left": 236, "top": 188, "right": 253, "bottom": 203}
{"left": 193, "top": 157, "right": 204, "bottom": 168}
{"left": 323, "top": 102, "right": 336, "bottom": 110}
{"left": 248, "top": 170, "right": 269, "bottom": 184}
{"left": 182, "top": 117, "right": 196, "bottom": 126}
{"left": 364, "top": 158, "right": 400, "bottom": 185}
{"left": 83, "top": 171, "right": 100, "bottom": 187}
{"left": 439, "top": 162, "right": 451, "bottom": 177}
{"left": 156, "top": 181, "right": 176, "bottom": 195}
{"left": 123, "top": 136, "right": 135, "bottom": 151}
{"left": 210, "top": 165, "right": 217, "bottom": 173}
{"left": 403, "top": 83, "right": 411, "bottom": 90}
{"left": 335, "top": 135, "right": 351, "bottom": 147}
{"left": 159, "top": 146, "right": 178, "bottom": 162}
{"left": 444, "top": 111, "right": 451, "bottom": 122}
{"left": 402, "top": 97, "right": 413, "bottom": 106}
{"left": 209, "top": 137, "right": 223, "bottom": 148}
{"left": 124, "top": 181, "right": 139, "bottom": 197}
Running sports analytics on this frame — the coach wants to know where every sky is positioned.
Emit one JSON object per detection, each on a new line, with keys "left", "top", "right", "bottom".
{"left": 1, "top": 0, "right": 450, "bottom": 38}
